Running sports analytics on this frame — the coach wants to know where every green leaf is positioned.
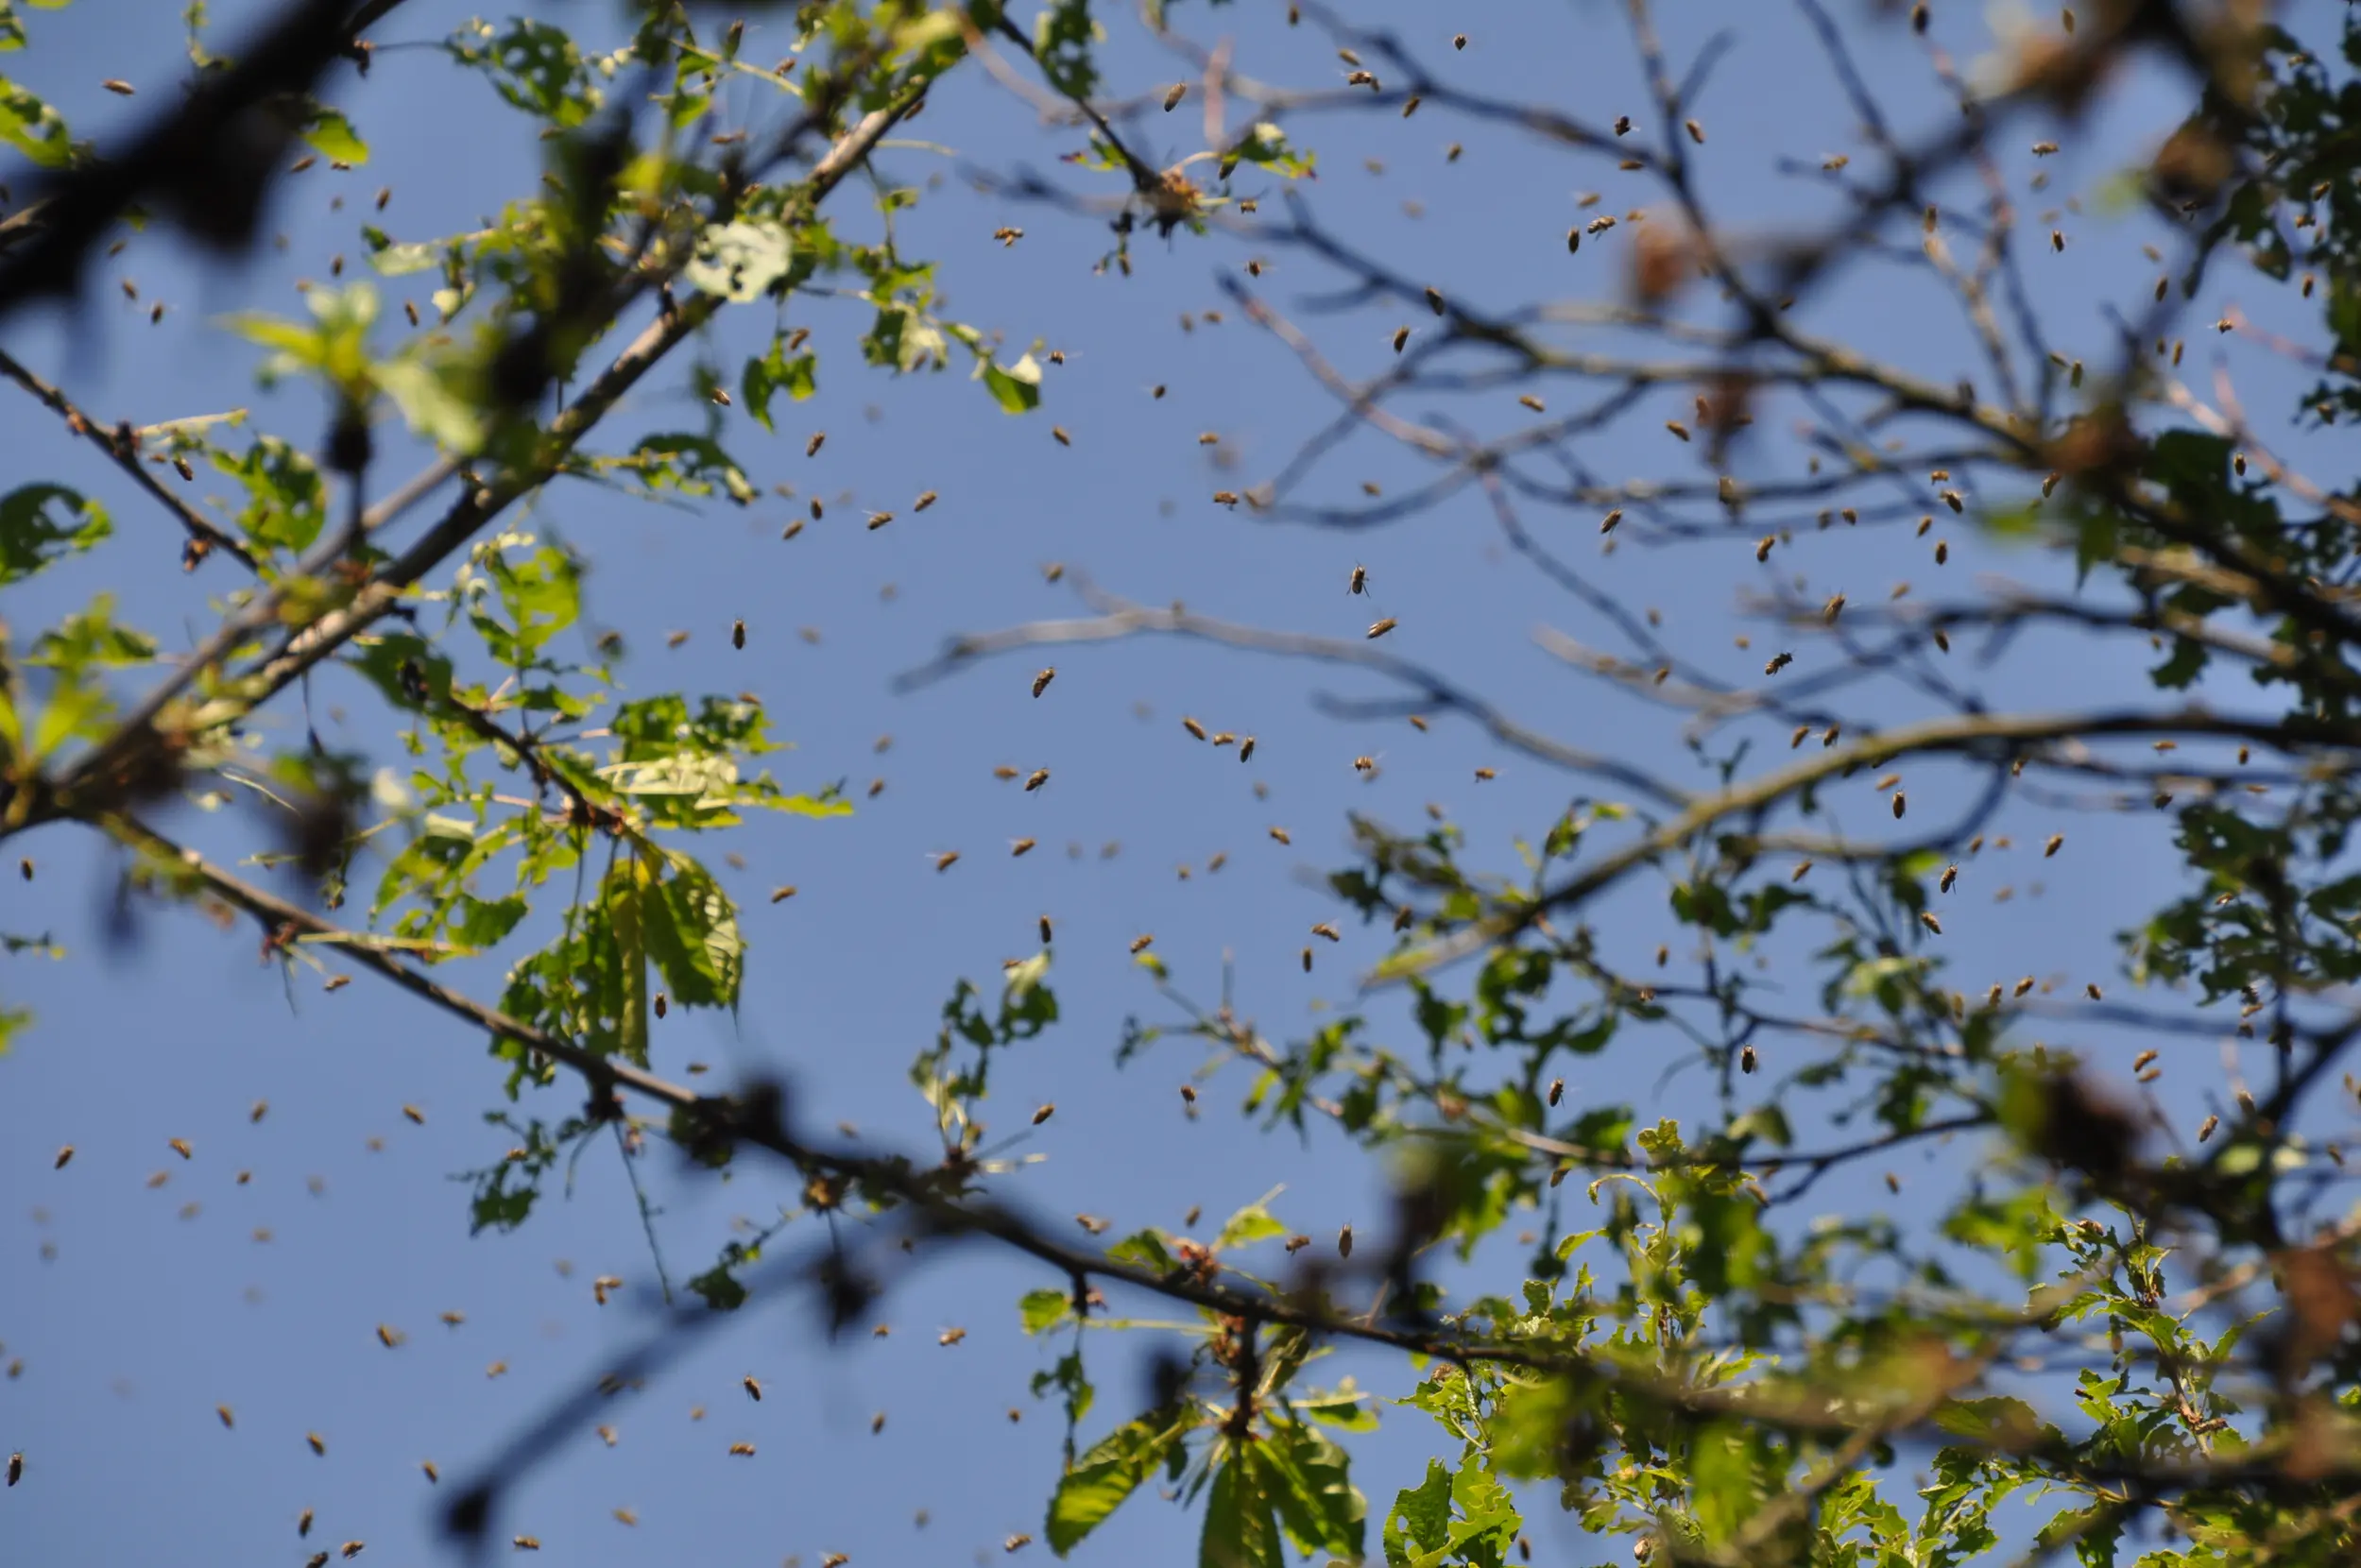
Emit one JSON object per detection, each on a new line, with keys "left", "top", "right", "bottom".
{"left": 447, "top": 17, "right": 602, "bottom": 127}
{"left": 742, "top": 334, "right": 817, "bottom": 432}
{"left": 1686, "top": 1423, "right": 1757, "bottom": 1546}
{"left": 687, "top": 1262, "right": 748, "bottom": 1310}
{"left": 642, "top": 851, "right": 744, "bottom": 1011}
{"left": 1259, "top": 1421, "right": 1365, "bottom": 1559}
{"left": 375, "top": 357, "right": 483, "bottom": 452}
{"left": 27, "top": 595, "right": 158, "bottom": 671}
{"left": 1225, "top": 123, "right": 1314, "bottom": 179}
{"left": 685, "top": 220, "right": 795, "bottom": 303}
{"left": 1105, "top": 1230, "right": 1175, "bottom": 1272}
{"left": 0, "top": 484, "right": 110, "bottom": 585}
{"left": 1383, "top": 1458, "right": 1452, "bottom": 1567}
{"left": 981, "top": 353, "right": 1043, "bottom": 414}
{"left": 1034, "top": 0, "right": 1102, "bottom": 99}
{"left": 1201, "top": 1443, "right": 1282, "bottom": 1568}
{"left": 1048, "top": 1414, "right": 1175, "bottom": 1555}
{"left": 0, "top": 76, "right": 70, "bottom": 167}
{"left": 1215, "top": 1191, "right": 1288, "bottom": 1252}
{"left": 620, "top": 434, "right": 756, "bottom": 505}
{"left": 1019, "top": 1287, "right": 1072, "bottom": 1335}
{"left": 1293, "top": 1381, "right": 1379, "bottom": 1432}
{"left": 213, "top": 436, "right": 325, "bottom": 554}
{"left": 609, "top": 859, "right": 650, "bottom": 1066}
{"left": 451, "top": 895, "right": 528, "bottom": 949}
{"left": 298, "top": 102, "right": 368, "bottom": 164}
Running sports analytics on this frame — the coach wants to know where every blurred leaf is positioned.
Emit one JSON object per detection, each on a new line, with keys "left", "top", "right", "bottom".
{"left": 298, "top": 102, "right": 368, "bottom": 164}
{"left": 1201, "top": 1443, "right": 1282, "bottom": 1568}
{"left": 982, "top": 353, "right": 1043, "bottom": 414}
{"left": 1047, "top": 1412, "right": 1176, "bottom": 1555}
{"left": 0, "top": 76, "right": 70, "bottom": 167}
{"left": 0, "top": 484, "right": 110, "bottom": 585}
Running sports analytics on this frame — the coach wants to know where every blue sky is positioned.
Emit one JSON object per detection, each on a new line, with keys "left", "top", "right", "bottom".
{"left": 4, "top": 1, "right": 2354, "bottom": 1564}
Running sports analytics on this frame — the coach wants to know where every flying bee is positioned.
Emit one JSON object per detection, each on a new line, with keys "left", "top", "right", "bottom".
{"left": 1011, "top": 838, "right": 1037, "bottom": 856}
{"left": 1026, "top": 769, "right": 1050, "bottom": 791}
{"left": 1600, "top": 509, "right": 1622, "bottom": 534}
{"left": 731, "top": 619, "right": 745, "bottom": 648}
{"left": 1039, "top": 914, "right": 1054, "bottom": 944}
{"left": 1392, "top": 326, "right": 1411, "bottom": 353}
{"left": 769, "top": 885, "right": 797, "bottom": 903}
{"left": 744, "top": 1376, "right": 762, "bottom": 1402}
{"left": 1033, "top": 667, "right": 1055, "bottom": 697}
{"left": 2198, "top": 1114, "right": 2218, "bottom": 1143}
{"left": 1032, "top": 1104, "right": 1055, "bottom": 1126}
{"left": 299, "top": 1509, "right": 314, "bottom": 1537}
{"left": 1183, "top": 716, "right": 1207, "bottom": 741}
{"left": 807, "top": 432, "right": 826, "bottom": 457}
{"left": 1349, "top": 565, "right": 1368, "bottom": 594}
{"left": 1393, "top": 905, "right": 1413, "bottom": 930}
{"left": 1052, "top": 426, "right": 1071, "bottom": 446}
{"left": 1240, "top": 737, "right": 1257, "bottom": 762}
{"left": 996, "top": 765, "right": 1021, "bottom": 780}
{"left": 1920, "top": 912, "right": 1942, "bottom": 935}
{"left": 513, "top": 1537, "right": 540, "bottom": 1550}
{"left": 2086, "top": 983, "right": 2102, "bottom": 999}
{"left": 1164, "top": 82, "right": 1187, "bottom": 111}
{"left": 1130, "top": 934, "right": 1155, "bottom": 954}
{"left": 1311, "top": 923, "right": 1342, "bottom": 942}
{"left": 938, "top": 1327, "right": 967, "bottom": 1346}
{"left": 1891, "top": 793, "right": 1906, "bottom": 819}
{"left": 1353, "top": 756, "right": 1376, "bottom": 775}
{"left": 1075, "top": 1214, "right": 1110, "bottom": 1236}
{"left": 1301, "top": 946, "right": 1313, "bottom": 972}
{"left": 169, "top": 1137, "right": 192, "bottom": 1159}
{"left": 2044, "top": 834, "right": 2064, "bottom": 857}
{"left": 729, "top": 1442, "right": 757, "bottom": 1457}
{"left": 1765, "top": 652, "right": 1793, "bottom": 674}
{"left": 1367, "top": 618, "right": 1397, "bottom": 639}
{"left": 307, "top": 1433, "right": 327, "bottom": 1456}
{"left": 1822, "top": 593, "right": 1845, "bottom": 624}
{"left": 53, "top": 1146, "right": 70, "bottom": 1169}
{"left": 1940, "top": 863, "right": 1959, "bottom": 892}
{"left": 1270, "top": 827, "right": 1292, "bottom": 844}
{"left": 933, "top": 852, "right": 960, "bottom": 872}
{"left": 376, "top": 1324, "right": 405, "bottom": 1349}
{"left": 914, "top": 490, "right": 938, "bottom": 511}
{"left": 1474, "top": 767, "right": 1496, "bottom": 781}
